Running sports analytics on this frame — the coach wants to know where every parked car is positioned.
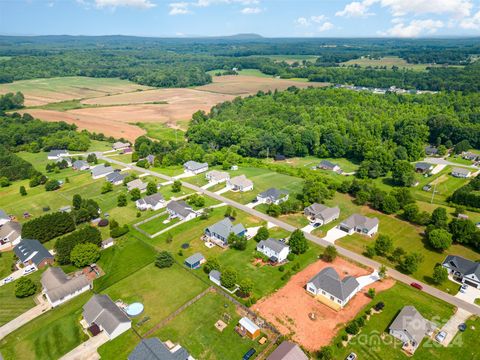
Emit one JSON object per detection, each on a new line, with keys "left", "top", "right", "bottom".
{"left": 435, "top": 331, "right": 447, "bottom": 343}
{"left": 460, "top": 284, "right": 468, "bottom": 293}
{"left": 3, "top": 276, "right": 14, "bottom": 284}
{"left": 243, "top": 348, "right": 256, "bottom": 360}
{"left": 410, "top": 282, "right": 423, "bottom": 290}
{"left": 23, "top": 266, "right": 36, "bottom": 275}
{"left": 346, "top": 353, "right": 358, "bottom": 360}
{"left": 458, "top": 323, "right": 467, "bottom": 332}
{"left": 313, "top": 223, "right": 321, "bottom": 228}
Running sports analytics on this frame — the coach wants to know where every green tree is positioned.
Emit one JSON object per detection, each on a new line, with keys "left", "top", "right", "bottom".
{"left": 172, "top": 180, "right": 182, "bottom": 193}
{"left": 203, "top": 257, "right": 221, "bottom": 274}
{"left": 101, "top": 181, "right": 113, "bottom": 194}
{"left": 19, "top": 185, "right": 27, "bottom": 196}
{"left": 0, "top": 177, "right": 11, "bottom": 187}
{"left": 266, "top": 204, "right": 282, "bottom": 217}
{"left": 224, "top": 206, "right": 232, "bottom": 218}
{"left": 367, "top": 288, "right": 376, "bottom": 298}
{"left": 428, "top": 228, "right": 452, "bottom": 251}
{"left": 86, "top": 153, "right": 97, "bottom": 163}
{"left": 155, "top": 251, "right": 174, "bottom": 268}
{"left": 431, "top": 207, "right": 448, "bottom": 229}
{"left": 391, "top": 160, "right": 415, "bottom": 187}
{"left": 402, "top": 203, "right": 419, "bottom": 223}
{"left": 317, "top": 346, "right": 333, "bottom": 360}
{"left": 146, "top": 181, "right": 157, "bottom": 196}
{"left": 289, "top": 229, "right": 308, "bottom": 254}
{"left": 220, "top": 267, "right": 237, "bottom": 289}
{"left": 374, "top": 235, "right": 393, "bottom": 256}
{"left": 130, "top": 188, "right": 141, "bottom": 201}
{"left": 381, "top": 194, "right": 400, "bottom": 214}
{"left": 432, "top": 264, "right": 448, "bottom": 284}
{"left": 454, "top": 140, "right": 471, "bottom": 154}
{"left": 322, "top": 245, "right": 337, "bottom": 262}
{"left": 378, "top": 265, "right": 387, "bottom": 279}
{"left": 254, "top": 226, "right": 269, "bottom": 243}
{"left": 449, "top": 218, "right": 476, "bottom": 244}
{"left": 399, "top": 252, "right": 424, "bottom": 274}
{"left": 239, "top": 278, "right": 254, "bottom": 296}
{"left": 45, "top": 179, "right": 60, "bottom": 191}
{"left": 15, "top": 278, "right": 37, "bottom": 298}
{"left": 228, "top": 233, "right": 247, "bottom": 250}
{"left": 72, "top": 194, "right": 82, "bottom": 210}
{"left": 70, "top": 243, "right": 100, "bottom": 267}
{"left": 117, "top": 194, "right": 127, "bottom": 207}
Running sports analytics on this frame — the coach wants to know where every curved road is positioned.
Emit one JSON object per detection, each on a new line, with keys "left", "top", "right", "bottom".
{"left": 99, "top": 154, "right": 480, "bottom": 316}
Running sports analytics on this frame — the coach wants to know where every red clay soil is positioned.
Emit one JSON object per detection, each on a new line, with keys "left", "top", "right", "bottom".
{"left": 252, "top": 258, "right": 395, "bottom": 351}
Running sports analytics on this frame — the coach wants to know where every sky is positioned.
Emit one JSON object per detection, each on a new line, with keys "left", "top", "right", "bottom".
{"left": 1, "top": 0, "right": 480, "bottom": 38}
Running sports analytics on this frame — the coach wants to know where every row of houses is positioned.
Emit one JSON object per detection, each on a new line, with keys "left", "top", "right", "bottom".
{"left": 416, "top": 162, "right": 473, "bottom": 178}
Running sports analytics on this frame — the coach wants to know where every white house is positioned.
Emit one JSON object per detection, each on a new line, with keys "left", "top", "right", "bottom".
{"left": 442, "top": 255, "right": 480, "bottom": 288}
{"left": 317, "top": 160, "right": 341, "bottom": 172}
{"left": 47, "top": 149, "right": 70, "bottom": 160}
{"left": 227, "top": 175, "right": 254, "bottom": 192}
{"left": 451, "top": 167, "right": 472, "bottom": 178}
{"left": 112, "top": 142, "right": 131, "bottom": 151}
{"left": 338, "top": 214, "right": 379, "bottom": 237}
{"left": 0, "top": 221, "right": 21, "bottom": 250}
{"left": 256, "top": 188, "right": 289, "bottom": 205}
{"left": 256, "top": 238, "right": 290, "bottom": 263}
{"left": 183, "top": 161, "right": 208, "bottom": 175}
{"left": 306, "top": 267, "right": 360, "bottom": 308}
{"left": 136, "top": 193, "right": 166, "bottom": 211}
{"left": 41, "top": 267, "right": 92, "bottom": 307}
{"left": 205, "top": 170, "right": 230, "bottom": 184}
{"left": 204, "top": 218, "right": 246, "bottom": 247}
{"left": 166, "top": 200, "right": 197, "bottom": 221}
{"left": 83, "top": 294, "right": 131, "bottom": 340}
{"left": 72, "top": 160, "right": 90, "bottom": 171}
{"left": 209, "top": 270, "right": 221, "bottom": 286}
{"left": 304, "top": 203, "right": 340, "bottom": 226}
{"left": 126, "top": 179, "right": 147, "bottom": 193}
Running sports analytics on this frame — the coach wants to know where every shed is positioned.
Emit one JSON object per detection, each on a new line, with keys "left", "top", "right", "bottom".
{"left": 184, "top": 253, "right": 205, "bottom": 269}
{"left": 238, "top": 317, "right": 260, "bottom": 339}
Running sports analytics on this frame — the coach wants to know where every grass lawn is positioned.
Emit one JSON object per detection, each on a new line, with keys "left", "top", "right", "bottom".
{"left": 0, "top": 251, "right": 15, "bottom": 279}
{"left": 265, "top": 156, "right": 360, "bottom": 174}
{"left": 98, "top": 329, "right": 141, "bottom": 359}
{"left": 151, "top": 165, "right": 185, "bottom": 177}
{"left": 88, "top": 140, "right": 114, "bottom": 152}
{"left": 137, "top": 212, "right": 180, "bottom": 235}
{"left": 0, "top": 292, "right": 90, "bottom": 360}
{"left": 331, "top": 282, "right": 458, "bottom": 360}
{"left": 102, "top": 262, "right": 208, "bottom": 334}
{"left": 339, "top": 56, "right": 462, "bottom": 72}
{"left": 153, "top": 291, "right": 270, "bottom": 360}
{"left": 135, "top": 122, "right": 186, "bottom": 142}
{"left": 158, "top": 184, "right": 194, "bottom": 201}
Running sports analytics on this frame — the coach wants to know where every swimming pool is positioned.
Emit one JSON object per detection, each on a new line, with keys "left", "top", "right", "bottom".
{"left": 125, "top": 302, "right": 144, "bottom": 317}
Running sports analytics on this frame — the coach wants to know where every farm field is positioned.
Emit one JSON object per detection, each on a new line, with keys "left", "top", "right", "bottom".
{"left": 330, "top": 282, "right": 467, "bottom": 360}
{"left": 0, "top": 76, "right": 150, "bottom": 106}
{"left": 340, "top": 56, "right": 463, "bottom": 71}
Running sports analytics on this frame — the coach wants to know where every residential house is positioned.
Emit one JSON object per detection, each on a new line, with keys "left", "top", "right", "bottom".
{"left": 205, "top": 170, "right": 230, "bottom": 184}
{"left": 0, "top": 222, "right": 21, "bottom": 249}
{"left": 184, "top": 253, "right": 206, "bottom": 269}
{"left": 106, "top": 171, "right": 127, "bottom": 185}
{"left": 112, "top": 141, "right": 131, "bottom": 151}
{"left": 425, "top": 146, "right": 439, "bottom": 156}
{"left": 227, "top": 175, "right": 254, "bottom": 192}
{"left": 167, "top": 200, "right": 197, "bottom": 221}
{"left": 237, "top": 317, "right": 260, "bottom": 340}
{"left": 83, "top": 294, "right": 131, "bottom": 340}
{"left": 204, "top": 218, "right": 246, "bottom": 247}
{"left": 0, "top": 209, "right": 10, "bottom": 226}
{"left": 72, "top": 160, "right": 90, "bottom": 171}
{"left": 128, "top": 338, "right": 191, "bottom": 360}
{"left": 209, "top": 270, "right": 221, "bottom": 286}
{"left": 91, "top": 164, "right": 115, "bottom": 179}
{"left": 127, "top": 179, "right": 148, "bottom": 192}
{"left": 145, "top": 155, "right": 155, "bottom": 165}
{"left": 451, "top": 167, "right": 472, "bottom": 178}
{"left": 56, "top": 157, "right": 72, "bottom": 167}
{"left": 41, "top": 267, "right": 92, "bottom": 307}
{"left": 318, "top": 160, "right": 341, "bottom": 172}
{"left": 14, "top": 239, "right": 54, "bottom": 269}
{"left": 256, "top": 188, "right": 289, "bottom": 205}
{"left": 304, "top": 203, "right": 340, "bottom": 226}
{"left": 442, "top": 255, "right": 480, "bottom": 288}
{"left": 415, "top": 162, "right": 433, "bottom": 174}
{"left": 102, "top": 238, "right": 114, "bottom": 249}
{"left": 338, "top": 214, "right": 379, "bottom": 237}
{"left": 136, "top": 193, "right": 166, "bottom": 211}
{"left": 256, "top": 238, "right": 290, "bottom": 263}
{"left": 306, "top": 267, "right": 360, "bottom": 308}
{"left": 266, "top": 341, "right": 308, "bottom": 360}
{"left": 47, "top": 149, "right": 70, "bottom": 160}
{"left": 389, "top": 306, "right": 436, "bottom": 354}
{"left": 462, "top": 152, "right": 479, "bottom": 161}
{"left": 183, "top": 160, "right": 208, "bottom": 175}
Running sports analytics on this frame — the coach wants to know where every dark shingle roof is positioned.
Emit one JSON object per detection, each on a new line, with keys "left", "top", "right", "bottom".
{"left": 308, "top": 267, "right": 359, "bottom": 301}
{"left": 41, "top": 267, "right": 91, "bottom": 303}
{"left": 266, "top": 341, "right": 308, "bottom": 360}
{"left": 106, "top": 172, "right": 126, "bottom": 183}
{"left": 83, "top": 294, "right": 130, "bottom": 335}
{"left": 340, "top": 214, "right": 378, "bottom": 231}
{"left": 167, "top": 201, "right": 193, "bottom": 218}
{"left": 443, "top": 255, "right": 480, "bottom": 279}
{"left": 205, "top": 218, "right": 245, "bottom": 240}
{"left": 258, "top": 188, "right": 288, "bottom": 201}
{"left": 258, "top": 238, "right": 288, "bottom": 254}
{"left": 128, "top": 338, "right": 190, "bottom": 360}
{"left": 14, "top": 239, "right": 53, "bottom": 267}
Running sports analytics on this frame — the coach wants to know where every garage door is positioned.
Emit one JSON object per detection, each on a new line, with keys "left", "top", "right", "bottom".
{"left": 464, "top": 280, "right": 479, "bottom": 288}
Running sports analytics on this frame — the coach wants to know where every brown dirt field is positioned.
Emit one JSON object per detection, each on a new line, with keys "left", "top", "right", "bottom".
{"left": 194, "top": 75, "right": 329, "bottom": 95}
{"left": 252, "top": 258, "right": 395, "bottom": 351}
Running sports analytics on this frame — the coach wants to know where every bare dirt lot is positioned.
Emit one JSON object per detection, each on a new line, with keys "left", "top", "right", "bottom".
{"left": 252, "top": 258, "right": 395, "bottom": 351}
{"left": 195, "top": 75, "right": 329, "bottom": 95}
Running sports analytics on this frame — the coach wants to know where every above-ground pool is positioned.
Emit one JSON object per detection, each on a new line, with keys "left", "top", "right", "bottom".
{"left": 125, "top": 302, "right": 144, "bottom": 317}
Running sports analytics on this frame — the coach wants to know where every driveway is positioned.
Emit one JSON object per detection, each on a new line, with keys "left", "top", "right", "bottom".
{"left": 322, "top": 227, "right": 348, "bottom": 244}
{"left": 201, "top": 182, "right": 216, "bottom": 189}
{"left": 439, "top": 308, "right": 472, "bottom": 346}
{"left": 245, "top": 201, "right": 259, "bottom": 208}
{"left": 424, "top": 157, "right": 476, "bottom": 168}
{"left": 245, "top": 226, "right": 260, "bottom": 239}
{"left": 430, "top": 164, "right": 446, "bottom": 175}
{"left": 455, "top": 284, "right": 480, "bottom": 305}
{"left": 59, "top": 332, "right": 109, "bottom": 360}
{"left": 301, "top": 223, "right": 317, "bottom": 234}
{"left": 357, "top": 271, "right": 380, "bottom": 290}
{"left": 173, "top": 172, "right": 194, "bottom": 180}
{"left": 214, "top": 187, "right": 230, "bottom": 195}
{"left": 0, "top": 266, "right": 38, "bottom": 288}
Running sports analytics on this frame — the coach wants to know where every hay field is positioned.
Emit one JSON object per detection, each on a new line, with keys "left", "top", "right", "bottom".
{"left": 0, "top": 76, "right": 150, "bottom": 106}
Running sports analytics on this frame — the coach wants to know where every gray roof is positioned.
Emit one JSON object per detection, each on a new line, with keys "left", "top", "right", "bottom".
{"left": 452, "top": 167, "right": 471, "bottom": 175}
{"left": 14, "top": 239, "right": 54, "bottom": 267}
{"left": 146, "top": 155, "right": 155, "bottom": 164}
{"left": 267, "top": 341, "right": 308, "bottom": 360}
{"left": 185, "top": 252, "right": 205, "bottom": 266}
{"left": 127, "top": 179, "right": 147, "bottom": 191}
{"left": 209, "top": 270, "right": 221, "bottom": 282}
{"left": 443, "top": 255, "right": 480, "bottom": 279}
{"left": 340, "top": 214, "right": 379, "bottom": 231}
{"left": 184, "top": 161, "right": 208, "bottom": 172}
{"left": 390, "top": 306, "right": 435, "bottom": 345}
{"left": 205, "top": 218, "right": 245, "bottom": 240}
{"left": 305, "top": 203, "right": 340, "bottom": 220}
{"left": 48, "top": 149, "right": 68, "bottom": 156}
{"left": 229, "top": 175, "right": 253, "bottom": 188}
{"left": 128, "top": 338, "right": 190, "bottom": 360}
{"left": 73, "top": 160, "right": 89, "bottom": 169}
{"left": 319, "top": 160, "right": 338, "bottom": 169}
{"left": 206, "top": 170, "right": 229, "bottom": 181}
{"left": 138, "top": 193, "right": 165, "bottom": 207}
{"left": 167, "top": 201, "right": 193, "bottom": 218}
{"left": 308, "top": 267, "right": 359, "bottom": 301}
{"left": 91, "top": 164, "right": 114, "bottom": 177}
{"left": 83, "top": 294, "right": 131, "bottom": 335}
{"left": 425, "top": 146, "right": 438, "bottom": 154}
{"left": 258, "top": 188, "right": 289, "bottom": 201}
{"left": 0, "top": 221, "right": 21, "bottom": 240}
{"left": 0, "top": 209, "right": 8, "bottom": 221}
{"left": 106, "top": 171, "right": 126, "bottom": 183}
{"left": 258, "top": 238, "right": 288, "bottom": 254}
{"left": 415, "top": 162, "right": 432, "bottom": 171}
{"left": 41, "top": 267, "right": 91, "bottom": 303}
{"left": 113, "top": 141, "right": 130, "bottom": 149}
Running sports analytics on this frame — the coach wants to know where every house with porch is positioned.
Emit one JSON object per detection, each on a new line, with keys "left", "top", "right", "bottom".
{"left": 166, "top": 200, "right": 197, "bottom": 221}
{"left": 112, "top": 141, "right": 131, "bottom": 151}
{"left": 442, "top": 255, "right": 480, "bottom": 288}
{"left": 106, "top": 171, "right": 126, "bottom": 185}
{"left": 136, "top": 193, "right": 166, "bottom": 211}
{"left": 47, "top": 149, "right": 70, "bottom": 160}
{"left": 256, "top": 238, "right": 290, "bottom": 263}
{"left": 338, "top": 214, "right": 379, "bottom": 237}
{"left": 304, "top": 203, "right": 340, "bottom": 226}
{"left": 183, "top": 161, "right": 208, "bottom": 175}
{"left": 227, "top": 175, "right": 253, "bottom": 192}
{"left": 317, "top": 160, "right": 341, "bottom": 172}
{"left": 205, "top": 170, "right": 230, "bottom": 184}
{"left": 204, "top": 218, "right": 246, "bottom": 247}
{"left": 72, "top": 160, "right": 90, "bottom": 171}
{"left": 41, "top": 267, "right": 92, "bottom": 307}
{"left": 14, "top": 239, "right": 54, "bottom": 269}
{"left": 451, "top": 167, "right": 472, "bottom": 178}
{"left": 91, "top": 164, "right": 115, "bottom": 179}
{"left": 127, "top": 179, "right": 148, "bottom": 193}
{"left": 128, "top": 338, "right": 191, "bottom": 360}
{"left": 415, "top": 162, "right": 433, "bottom": 174}
{"left": 256, "top": 188, "right": 289, "bottom": 205}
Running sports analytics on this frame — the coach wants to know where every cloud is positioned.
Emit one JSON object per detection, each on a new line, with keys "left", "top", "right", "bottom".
{"left": 380, "top": 18, "right": 444, "bottom": 37}
{"left": 294, "top": 15, "right": 334, "bottom": 32}
{"left": 94, "top": 0, "right": 156, "bottom": 8}
{"left": 318, "top": 22, "right": 334, "bottom": 32}
{"left": 460, "top": 10, "right": 480, "bottom": 29}
{"left": 169, "top": 2, "right": 190, "bottom": 14}
{"left": 335, "top": 1, "right": 375, "bottom": 18}
{"left": 241, "top": 7, "right": 262, "bottom": 14}
{"left": 294, "top": 17, "right": 310, "bottom": 26}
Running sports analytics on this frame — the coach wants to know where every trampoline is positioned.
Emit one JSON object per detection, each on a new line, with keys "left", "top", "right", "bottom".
{"left": 125, "top": 302, "right": 144, "bottom": 317}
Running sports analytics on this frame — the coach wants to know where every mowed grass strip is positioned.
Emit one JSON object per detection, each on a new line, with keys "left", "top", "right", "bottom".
{"left": 0, "top": 278, "right": 38, "bottom": 326}
{"left": 0, "top": 292, "right": 90, "bottom": 360}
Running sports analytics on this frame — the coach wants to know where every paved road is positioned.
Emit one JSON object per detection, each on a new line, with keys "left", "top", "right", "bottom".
{"left": 424, "top": 157, "right": 477, "bottom": 169}
{"left": 99, "top": 154, "right": 480, "bottom": 316}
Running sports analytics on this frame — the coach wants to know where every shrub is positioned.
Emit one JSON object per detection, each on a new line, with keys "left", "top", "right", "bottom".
{"left": 220, "top": 268, "right": 237, "bottom": 289}
{"left": 367, "top": 288, "right": 376, "bottom": 299}
{"left": 253, "top": 226, "right": 269, "bottom": 242}
{"left": 15, "top": 278, "right": 37, "bottom": 298}
{"left": 110, "top": 224, "right": 129, "bottom": 238}
{"left": 286, "top": 253, "right": 295, "bottom": 261}
{"left": 117, "top": 194, "right": 127, "bottom": 207}
{"left": 155, "top": 251, "right": 174, "bottom": 268}
{"left": 54, "top": 226, "right": 101, "bottom": 264}
{"left": 278, "top": 265, "right": 285, "bottom": 272}
{"left": 322, "top": 245, "right": 337, "bottom": 262}
{"left": 70, "top": 243, "right": 100, "bottom": 267}
{"left": 317, "top": 346, "right": 333, "bottom": 360}
{"left": 289, "top": 229, "right": 308, "bottom": 254}
{"left": 45, "top": 179, "right": 60, "bottom": 191}
{"left": 345, "top": 321, "right": 359, "bottom": 335}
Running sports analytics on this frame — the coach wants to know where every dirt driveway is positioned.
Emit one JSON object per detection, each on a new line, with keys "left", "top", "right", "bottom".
{"left": 253, "top": 258, "right": 395, "bottom": 351}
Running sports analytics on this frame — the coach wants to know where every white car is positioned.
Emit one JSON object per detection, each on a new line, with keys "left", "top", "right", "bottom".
{"left": 23, "top": 266, "right": 37, "bottom": 275}
{"left": 435, "top": 331, "right": 447, "bottom": 343}
{"left": 460, "top": 284, "right": 468, "bottom": 293}
{"left": 3, "top": 276, "right": 14, "bottom": 284}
